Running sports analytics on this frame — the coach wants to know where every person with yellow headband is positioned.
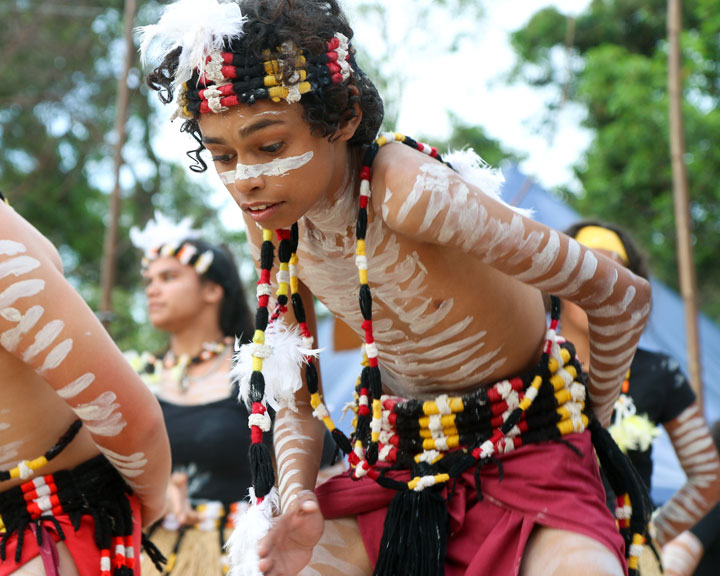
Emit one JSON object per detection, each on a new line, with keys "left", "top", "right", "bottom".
{"left": 562, "top": 219, "right": 720, "bottom": 573}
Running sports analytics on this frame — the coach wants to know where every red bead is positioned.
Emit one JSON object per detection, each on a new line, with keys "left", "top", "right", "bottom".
{"left": 360, "top": 166, "right": 371, "bottom": 180}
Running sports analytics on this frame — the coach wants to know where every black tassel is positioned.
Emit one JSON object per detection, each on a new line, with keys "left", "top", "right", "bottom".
{"left": 359, "top": 284, "right": 373, "bottom": 320}
{"left": 331, "top": 428, "right": 352, "bottom": 455}
{"left": 366, "top": 441, "right": 378, "bottom": 465}
{"left": 142, "top": 533, "right": 167, "bottom": 571}
{"left": 249, "top": 442, "right": 275, "bottom": 498}
{"left": 589, "top": 419, "right": 652, "bottom": 550}
{"left": 374, "top": 487, "right": 448, "bottom": 576}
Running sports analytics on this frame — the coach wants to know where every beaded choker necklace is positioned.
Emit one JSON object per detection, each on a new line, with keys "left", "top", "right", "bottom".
{"left": 139, "top": 337, "right": 233, "bottom": 393}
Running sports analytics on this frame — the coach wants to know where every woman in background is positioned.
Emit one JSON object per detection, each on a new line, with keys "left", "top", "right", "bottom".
{"left": 560, "top": 220, "right": 720, "bottom": 558}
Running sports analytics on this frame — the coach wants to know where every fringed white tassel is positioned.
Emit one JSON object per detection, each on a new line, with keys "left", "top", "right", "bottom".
{"left": 225, "top": 487, "right": 279, "bottom": 576}
{"left": 232, "top": 318, "right": 322, "bottom": 412}
{"left": 137, "top": 0, "right": 247, "bottom": 87}
{"left": 444, "top": 148, "right": 534, "bottom": 218}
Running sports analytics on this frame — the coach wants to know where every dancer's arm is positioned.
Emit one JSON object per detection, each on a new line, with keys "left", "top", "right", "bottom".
{"left": 374, "top": 144, "right": 651, "bottom": 426}
{"left": 0, "top": 206, "right": 171, "bottom": 525}
{"left": 653, "top": 402, "right": 720, "bottom": 546}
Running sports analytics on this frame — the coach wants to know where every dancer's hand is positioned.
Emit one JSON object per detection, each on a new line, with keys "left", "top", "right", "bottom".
{"left": 165, "top": 472, "right": 199, "bottom": 526}
{"left": 257, "top": 491, "right": 324, "bottom": 575}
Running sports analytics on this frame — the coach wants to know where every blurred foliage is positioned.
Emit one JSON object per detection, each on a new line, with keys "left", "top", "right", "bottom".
{"left": 0, "top": 0, "right": 242, "bottom": 352}
{"left": 510, "top": 0, "right": 720, "bottom": 321}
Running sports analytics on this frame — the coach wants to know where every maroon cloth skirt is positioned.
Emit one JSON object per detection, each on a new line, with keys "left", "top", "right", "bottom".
{"left": 316, "top": 430, "right": 627, "bottom": 576}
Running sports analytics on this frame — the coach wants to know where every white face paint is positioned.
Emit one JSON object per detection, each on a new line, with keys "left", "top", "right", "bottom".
{"left": 218, "top": 151, "right": 313, "bottom": 184}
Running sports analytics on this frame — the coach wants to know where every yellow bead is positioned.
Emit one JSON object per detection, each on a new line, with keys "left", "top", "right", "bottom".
{"left": 263, "top": 229, "right": 273, "bottom": 242}
{"left": 356, "top": 239, "right": 366, "bottom": 255}
{"left": 359, "top": 269, "right": 368, "bottom": 284}
{"left": 253, "top": 330, "right": 265, "bottom": 345}
{"left": 252, "top": 357, "right": 264, "bottom": 372}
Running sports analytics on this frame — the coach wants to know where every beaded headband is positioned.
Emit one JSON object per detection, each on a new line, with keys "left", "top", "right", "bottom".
{"left": 137, "top": 0, "right": 354, "bottom": 120}
{"left": 129, "top": 212, "right": 216, "bottom": 277}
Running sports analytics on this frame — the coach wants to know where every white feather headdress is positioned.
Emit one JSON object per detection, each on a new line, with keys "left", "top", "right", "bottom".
{"left": 444, "top": 148, "right": 534, "bottom": 218}
{"left": 137, "top": 0, "right": 247, "bottom": 88}
{"left": 129, "top": 211, "right": 200, "bottom": 257}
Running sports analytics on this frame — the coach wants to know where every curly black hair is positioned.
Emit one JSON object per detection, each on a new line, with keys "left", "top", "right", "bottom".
{"left": 146, "top": 0, "right": 384, "bottom": 172}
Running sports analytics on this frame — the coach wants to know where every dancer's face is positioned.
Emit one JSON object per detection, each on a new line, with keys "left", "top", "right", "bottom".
{"left": 143, "top": 257, "right": 205, "bottom": 332}
{"left": 199, "top": 100, "right": 356, "bottom": 230}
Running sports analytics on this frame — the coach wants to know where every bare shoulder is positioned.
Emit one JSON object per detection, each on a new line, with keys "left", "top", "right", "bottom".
{"left": 368, "top": 141, "right": 461, "bottom": 235}
{"left": 0, "top": 204, "right": 63, "bottom": 272}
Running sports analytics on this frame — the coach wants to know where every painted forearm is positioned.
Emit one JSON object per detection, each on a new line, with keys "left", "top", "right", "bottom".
{"left": 274, "top": 401, "right": 325, "bottom": 512}
{"left": 654, "top": 405, "right": 720, "bottom": 546}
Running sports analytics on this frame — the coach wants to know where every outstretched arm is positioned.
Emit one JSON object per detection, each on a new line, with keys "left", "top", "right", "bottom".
{"left": 0, "top": 206, "right": 171, "bottom": 525}
{"left": 653, "top": 402, "right": 720, "bottom": 546}
{"left": 375, "top": 144, "right": 651, "bottom": 425}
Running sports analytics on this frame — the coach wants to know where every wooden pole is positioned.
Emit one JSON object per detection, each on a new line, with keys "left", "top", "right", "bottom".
{"left": 667, "top": 0, "right": 703, "bottom": 404}
{"left": 99, "top": 0, "right": 137, "bottom": 329}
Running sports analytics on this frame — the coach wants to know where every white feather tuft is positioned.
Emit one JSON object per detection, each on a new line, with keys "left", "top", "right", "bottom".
{"left": 232, "top": 318, "right": 322, "bottom": 412}
{"left": 137, "top": 0, "right": 247, "bottom": 87}
{"left": 129, "top": 211, "right": 200, "bottom": 257}
{"left": 444, "top": 148, "right": 534, "bottom": 218}
{"left": 225, "top": 487, "right": 279, "bottom": 576}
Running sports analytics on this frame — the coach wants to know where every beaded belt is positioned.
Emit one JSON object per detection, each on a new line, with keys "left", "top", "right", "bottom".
{"left": 0, "top": 455, "right": 138, "bottom": 576}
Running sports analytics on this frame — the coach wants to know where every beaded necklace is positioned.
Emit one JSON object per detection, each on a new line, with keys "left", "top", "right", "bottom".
{"left": 139, "top": 338, "right": 233, "bottom": 393}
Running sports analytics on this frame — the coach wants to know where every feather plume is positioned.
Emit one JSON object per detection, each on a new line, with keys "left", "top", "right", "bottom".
{"left": 444, "top": 148, "right": 534, "bottom": 218}
{"left": 225, "top": 487, "right": 279, "bottom": 576}
{"left": 129, "top": 211, "right": 200, "bottom": 256}
{"left": 233, "top": 319, "right": 322, "bottom": 412}
{"left": 137, "top": 0, "right": 247, "bottom": 87}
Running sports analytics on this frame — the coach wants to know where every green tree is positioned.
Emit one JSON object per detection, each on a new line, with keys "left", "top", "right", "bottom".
{"left": 0, "top": 0, "right": 233, "bottom": 351}
{"left": 510, "top": 0, "right": 720, "bottom": 320}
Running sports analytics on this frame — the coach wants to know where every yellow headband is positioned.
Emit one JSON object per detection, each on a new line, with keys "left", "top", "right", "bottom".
{"left": 574, "top": 225, "right": 629, "bottom": 265}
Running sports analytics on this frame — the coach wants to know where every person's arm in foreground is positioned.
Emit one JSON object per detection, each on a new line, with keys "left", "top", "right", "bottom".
{"left": 0, "top": 206, "right": 171, "bottom": 525}
{"left": 652, "top": 402, "right": 720, "bottom": 546}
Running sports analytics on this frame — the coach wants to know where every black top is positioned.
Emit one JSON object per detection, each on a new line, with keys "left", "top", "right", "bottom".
{"left": 160, "top": 394, "right": 260, "bottom": 506}
{"left": 602, "top": 348, "right": 696, "bottom": 512}
{"left": 623, "top": 348, "right": 696, "bottom": 491}
{"left": 160, "top": 393, "right": 338, "bottom": 506}
{"left": 690, "top": 503, "right": 720, "bottom": 576}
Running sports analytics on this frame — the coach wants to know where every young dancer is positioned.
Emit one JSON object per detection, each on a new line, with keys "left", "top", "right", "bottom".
{"left": 141, "top": 1, "right": 652, "bottom": 574}
{"left": 0, "top": 192, "right": 171, "bottom": 574}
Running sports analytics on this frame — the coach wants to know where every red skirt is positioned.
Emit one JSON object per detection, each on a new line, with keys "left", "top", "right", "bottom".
{"left": 316, "top": 430, "right": 626, "bottom": 576}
